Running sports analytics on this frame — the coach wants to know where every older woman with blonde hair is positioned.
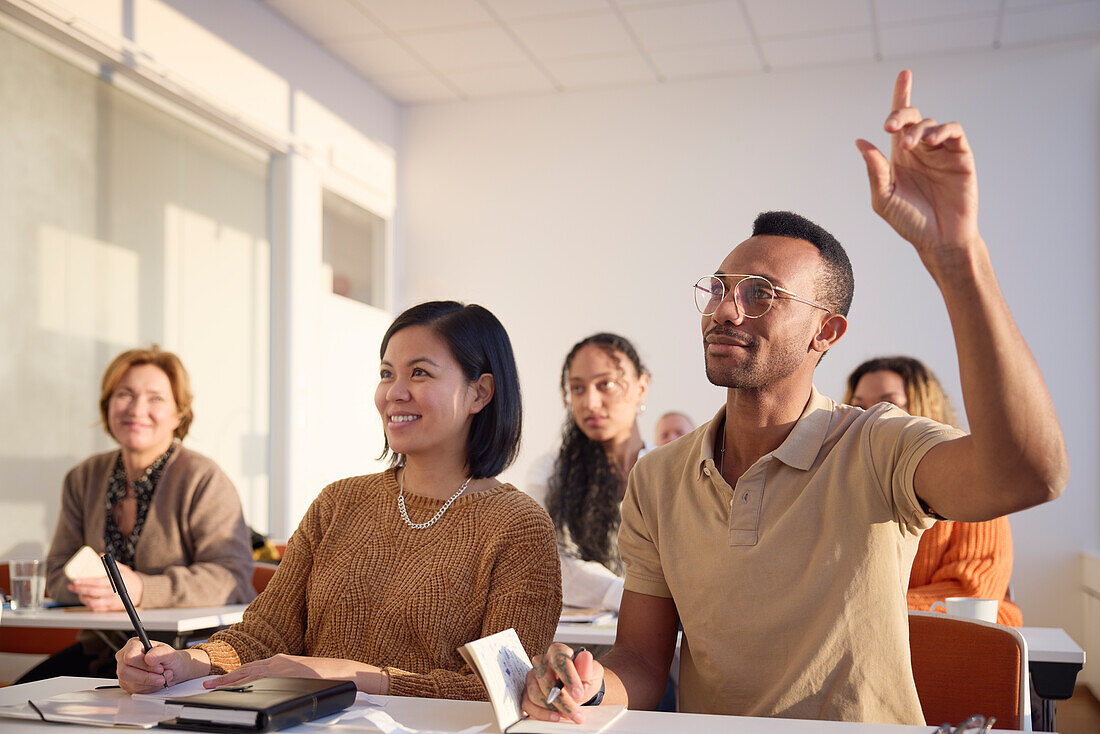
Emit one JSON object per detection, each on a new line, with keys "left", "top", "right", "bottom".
{"left": 845, "top": 356, "right": 1022, "bottom": 626}
{"left": 18, "top": 346, "right": 254, "bottom": 681}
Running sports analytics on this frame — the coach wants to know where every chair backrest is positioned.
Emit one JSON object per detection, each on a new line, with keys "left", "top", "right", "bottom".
{"left": 252, "top": 562, "right": 278, "bottom": 594}
{"left": 909, "top": 610, "right": 1031, "bottom": 730}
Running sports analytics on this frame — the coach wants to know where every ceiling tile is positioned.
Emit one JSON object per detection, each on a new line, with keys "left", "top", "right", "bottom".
{"left": 267, "top": 0, "right": 384, "bottom": 41}
{"left": 446, "top": 64, "right": 558, "bottom": 98}
{"left": 354, "top": 0, "right": 493, "bottom": 33}
{"left": 623, "top": 1, "right": 750, "bottom": 49}
{"left": 371, "top": 72, "right": 461, "bottom": 103}
{"left": 1004, "top": 0, "right": 1089, "bottom": 10}
{"left": 649, "top": 41, "right": 761, "bottom": 78}
{"left": 481, "top": 0, "right": 610, "bottom": 21}
{"left": 329, "top": 36, "right": 428, "bottom": 76}
{"left": 881, "top": 16, "right": 997, "bottom": 57}
{"left": 761, "top": 28, "right": 875, "bottom": 69}
{"left": 403, "top": 26, "right": 530, "bottom": 70}
{"left": 745, "top": 0, "right": 870, "bottom": 37}
{"left": 510, "top": 12, "right": 639, "bottom": 60}
{"left": 544, "top": 53, "right": 657, "bottom": 88}
{"left": 875, "top": 0, "right": 1001, "bottom": 26}
{"left": 614, "top": 0, "right": 707, "bottom": 6}
{"left": 1001, "top": 1, "right": 1100, "bottom": 45}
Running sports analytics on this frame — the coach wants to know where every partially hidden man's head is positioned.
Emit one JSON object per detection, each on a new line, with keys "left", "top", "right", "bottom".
{"left": 701, "top": 211, "right": 854, "bottom": 390}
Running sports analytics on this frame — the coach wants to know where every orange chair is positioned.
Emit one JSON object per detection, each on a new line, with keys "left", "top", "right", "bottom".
{"left": 252, "top": 562, "right": 278, "bottom": 594}
{"left": 909, "top": 610, "right": 1031, "bottom": 730}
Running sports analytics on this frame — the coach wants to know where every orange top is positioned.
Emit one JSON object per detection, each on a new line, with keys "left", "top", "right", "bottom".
{"left": 907, "top": 517, "right": 1022, "bottom": 626}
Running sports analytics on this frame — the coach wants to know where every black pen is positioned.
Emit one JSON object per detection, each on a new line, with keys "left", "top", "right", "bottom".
{"left": 101, "top": 552, "right": 166, "bottom": 688}
{"left": 544, "top": 647, "right": 585, "bottom": 706}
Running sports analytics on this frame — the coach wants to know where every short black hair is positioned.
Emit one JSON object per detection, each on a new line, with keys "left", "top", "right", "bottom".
{"left": 752, "top": 211, "right": 855, "bottom": 316}
{"left": 378, "top": 301, "right": 522, "bottom": 478}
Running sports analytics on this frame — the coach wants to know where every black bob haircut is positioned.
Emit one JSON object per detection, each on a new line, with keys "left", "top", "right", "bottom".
{"left": 378, "top": 300, "right": 522, "bottom": 479}
{"left": 752, "top": 211, "right": 855, "bottom": 317}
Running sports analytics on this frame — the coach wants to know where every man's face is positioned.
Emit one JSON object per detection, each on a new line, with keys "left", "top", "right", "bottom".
{"left": 701, "top": 235, "right": 828, "bottom": 390}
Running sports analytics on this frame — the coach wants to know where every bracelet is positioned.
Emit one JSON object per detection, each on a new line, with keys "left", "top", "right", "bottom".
{"left": 582, "top": 680, "right": 605, "bottom": 706}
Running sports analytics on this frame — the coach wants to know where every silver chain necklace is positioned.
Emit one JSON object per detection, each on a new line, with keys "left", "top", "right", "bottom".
{"left": 398, "top": 470, "right": 472, "bottom": 529}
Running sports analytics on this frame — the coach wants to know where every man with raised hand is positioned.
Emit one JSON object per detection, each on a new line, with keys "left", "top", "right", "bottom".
{"left": 521, "top": 70, "right": 1067, "bottom": 725}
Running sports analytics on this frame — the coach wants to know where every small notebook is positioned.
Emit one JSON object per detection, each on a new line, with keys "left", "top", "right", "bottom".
{"left": 458, "top": 628, "right": 625, "bottom": 734}
{"left": 158, "top": 678, "right": 356, "bottom": 732}
{"left": 63, "top": 544, "right": 108, "bottom": 580}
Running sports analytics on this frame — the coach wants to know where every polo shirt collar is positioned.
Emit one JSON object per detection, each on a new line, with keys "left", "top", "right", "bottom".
{"left": 696, "top": 385, "right": 834, "bottom": 476}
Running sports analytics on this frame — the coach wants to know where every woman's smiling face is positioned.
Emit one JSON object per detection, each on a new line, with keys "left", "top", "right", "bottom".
{"left": 375, "top": 325, "right": 482, "bottom": 460}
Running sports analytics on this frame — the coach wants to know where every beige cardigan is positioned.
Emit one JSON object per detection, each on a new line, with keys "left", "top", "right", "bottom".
{"left": 46, "top": 446, "right": 254, "bottom": 609}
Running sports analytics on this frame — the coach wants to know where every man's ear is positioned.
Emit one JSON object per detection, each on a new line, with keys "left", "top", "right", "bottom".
{"left": 470, "top": 373, "right": 495, "bottom": 414}
{"left": 812, "top": 313, "right": 848, "bottom": 353}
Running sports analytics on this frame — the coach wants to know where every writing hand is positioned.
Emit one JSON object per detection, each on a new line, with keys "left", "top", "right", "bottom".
{"left": 116, "top": 638, "right": 197, "bottom": 693}
{"left": 521, "top": 643, "right": 602, "bottom": 724}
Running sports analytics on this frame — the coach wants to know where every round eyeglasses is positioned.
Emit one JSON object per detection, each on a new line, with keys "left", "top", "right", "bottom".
{"left": 693, "top": 274, "right": 831, "bottom": 318}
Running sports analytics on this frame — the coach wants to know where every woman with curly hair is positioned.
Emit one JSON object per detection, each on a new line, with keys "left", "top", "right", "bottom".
{"left": 526, "top": 333, "right": 651, "bottom": 611}
{"left": 845, "top": 356, "right": 1022, "bottom": 626}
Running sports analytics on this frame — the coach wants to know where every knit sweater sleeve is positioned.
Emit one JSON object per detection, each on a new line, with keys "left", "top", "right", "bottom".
{"left": 195, "top": 487, "right": 326, "bottom": 673}
{"left": 385, "top": 501, "right": 562, "bottom": 699}
{"left": 906, "top": 517, "right": 1019, "bottom": 624}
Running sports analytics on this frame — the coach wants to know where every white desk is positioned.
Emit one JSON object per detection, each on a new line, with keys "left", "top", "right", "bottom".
{"left": 0, "top": 676, "right": 995, "bottom": 733}
{"left": 1, "top": 605, "right": 248, "bottom": 647}
{"left": 1, "top": 606, "right": 247, "bottom": 634}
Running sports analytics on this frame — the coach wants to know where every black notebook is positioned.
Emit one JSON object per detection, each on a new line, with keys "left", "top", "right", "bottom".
{"left": 158, "top": 678, "right": 356, "bottom": 732}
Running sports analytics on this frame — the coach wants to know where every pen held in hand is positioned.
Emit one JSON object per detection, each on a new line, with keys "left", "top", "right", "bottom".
{"left": 101, "top": 551, "right": 166, "bottom": 688}
{"left": 544, "top": 647, "right": 585, "bottom": 706}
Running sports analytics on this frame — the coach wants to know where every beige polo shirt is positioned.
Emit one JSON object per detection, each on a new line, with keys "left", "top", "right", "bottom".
{"left": 620, "top": 387, "right": 964, "bottom": 724}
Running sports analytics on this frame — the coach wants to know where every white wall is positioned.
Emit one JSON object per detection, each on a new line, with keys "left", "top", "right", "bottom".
{"left": 0, "top": 0, "right": 400, "bottom": 548}
{"left": 401, "top": 41, "right": 1100, "bottom": 642}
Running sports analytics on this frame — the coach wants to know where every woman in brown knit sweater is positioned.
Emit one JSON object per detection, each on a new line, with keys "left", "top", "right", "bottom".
{"left": 117, "top": 301, "right": 562, "bottom": 698}
{"left": 846, "top": 356, "right": 1022, "bottom": 626}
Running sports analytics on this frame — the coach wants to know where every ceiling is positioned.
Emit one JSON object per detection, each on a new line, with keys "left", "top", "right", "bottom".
{"left": 261, "top": 0, "right": 1100, "bottom": 105}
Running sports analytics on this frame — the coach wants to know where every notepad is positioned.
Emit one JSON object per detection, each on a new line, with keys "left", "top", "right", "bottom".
{"left": 459, "top": 629, "right": 625, "bottom": 734}
{"left": 63, "top": 545, "right": 108, "bottom": 580}
{"left": 158, "top": 678, "right": 357, "bottom": 733}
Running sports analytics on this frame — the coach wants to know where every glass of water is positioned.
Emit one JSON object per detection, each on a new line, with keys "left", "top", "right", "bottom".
{"left": 9, "top": 558, "right": 44, "bottom": 612}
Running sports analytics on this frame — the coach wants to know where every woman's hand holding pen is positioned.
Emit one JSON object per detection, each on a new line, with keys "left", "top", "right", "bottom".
{"left": 70, "top": 563, "right": 144, "bottom": 611}
{"left": 116, "top": 639, "right": 211, "bottom": 694}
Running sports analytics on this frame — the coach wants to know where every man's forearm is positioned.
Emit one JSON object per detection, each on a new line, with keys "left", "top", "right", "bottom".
{"left": 598, "top": 645, "right": 669, "bottom": 709}
{"left": 925, "top": 240, "right": 1068, "bottom": 518}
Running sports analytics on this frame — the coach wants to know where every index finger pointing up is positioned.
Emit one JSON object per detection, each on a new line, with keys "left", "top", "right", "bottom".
{"left": 892, "top": 69, "right": 912, "bottom": 112}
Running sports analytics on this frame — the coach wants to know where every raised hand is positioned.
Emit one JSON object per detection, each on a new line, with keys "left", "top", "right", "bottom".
{"left": 855, "top": 69, "right": 981, "bottom": 268}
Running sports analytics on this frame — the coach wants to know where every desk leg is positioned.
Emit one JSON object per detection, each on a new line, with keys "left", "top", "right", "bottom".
{"left": 1039, "top": 698, "right": 1056, "bottom": 733}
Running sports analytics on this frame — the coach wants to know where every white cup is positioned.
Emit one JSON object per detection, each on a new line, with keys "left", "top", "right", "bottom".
{"left": 930, "top": 596, "right": 999, "bottom": 624}
{"left": 8, "top": 558, "right": 45, "bottom": 613}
